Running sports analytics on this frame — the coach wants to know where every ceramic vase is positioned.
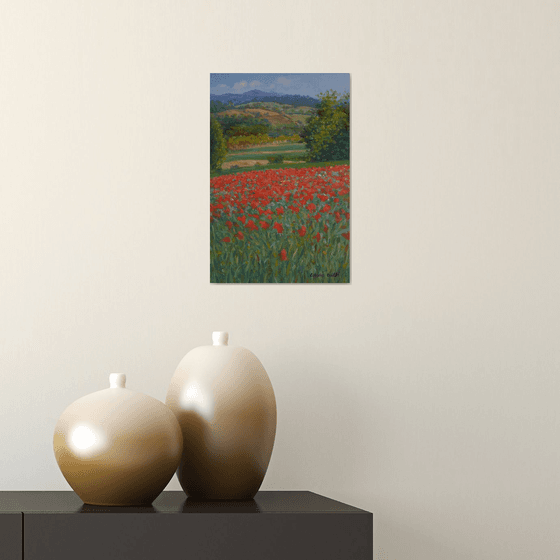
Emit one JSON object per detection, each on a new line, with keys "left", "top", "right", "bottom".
{"left": 166, "top": 332, "right": 277, "bottom": 500}
{"left": 53, "top": 373, "right": 183, "bottom": 506}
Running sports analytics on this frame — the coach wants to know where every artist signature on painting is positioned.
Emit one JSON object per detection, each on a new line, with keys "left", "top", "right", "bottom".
{"left": 309, "top": 272, "right": 340, "bottom": 278}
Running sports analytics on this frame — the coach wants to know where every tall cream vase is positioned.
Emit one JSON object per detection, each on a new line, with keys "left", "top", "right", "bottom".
{"left": 166, "top": 332, "right": 277, "bottom": 500}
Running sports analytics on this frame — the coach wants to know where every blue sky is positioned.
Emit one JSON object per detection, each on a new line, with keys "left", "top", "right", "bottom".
{"left": 210, "top": 73, "right": 350, "bottom": 98}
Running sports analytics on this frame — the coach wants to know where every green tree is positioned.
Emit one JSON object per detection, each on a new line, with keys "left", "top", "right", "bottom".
{"left": 303, "top": 90, "right": 350, "bottom": 162}
{"left": 210, "top": 117, "right": 228, "bottom": 171}
{"left": 210, "top": 100, "right": 227, "bottom": 113}
{"left": 215, "top": 114, "right": 271, "bottom": 138}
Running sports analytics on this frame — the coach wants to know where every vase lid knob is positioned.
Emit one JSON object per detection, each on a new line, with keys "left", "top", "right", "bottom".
{"left": 109, "top": 373, "right": 126, "bottom": 388}
{"left": 212, "top": 332, "right": 229, "bottom": 346}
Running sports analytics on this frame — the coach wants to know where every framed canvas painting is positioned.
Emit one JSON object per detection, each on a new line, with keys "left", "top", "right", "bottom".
{"left": 210, "top": 73, "right": 350, "bottom": 283}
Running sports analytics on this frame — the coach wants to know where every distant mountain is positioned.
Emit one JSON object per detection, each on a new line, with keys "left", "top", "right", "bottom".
{"left": 210, "top": 89, "right": 319, "bottom": 107}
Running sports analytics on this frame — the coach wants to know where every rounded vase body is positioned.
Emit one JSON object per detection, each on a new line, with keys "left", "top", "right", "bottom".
{"left": 53, "top": 373, "right": 183, "bottom": 506}
{"left": 166, "top": 332, "right": 277, "bottom": 500}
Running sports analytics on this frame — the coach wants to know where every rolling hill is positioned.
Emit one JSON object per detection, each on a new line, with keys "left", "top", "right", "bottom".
{"left": 210, "top": 89, "right": 319, "bottom": 107}
{"left": 213, "top": 107, "right": 299, "bottom": 125}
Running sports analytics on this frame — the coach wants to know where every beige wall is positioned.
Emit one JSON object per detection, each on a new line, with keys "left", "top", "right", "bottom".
{"left": 1, "top": 1, "right": 559, "bottom": 558}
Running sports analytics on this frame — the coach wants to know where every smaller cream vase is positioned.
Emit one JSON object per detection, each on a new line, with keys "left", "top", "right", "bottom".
{"left": 53, "top": 373, "right": 183, "bottom": 506}
{"left": 166, "top": 332, "right": 277, "bottom": 500}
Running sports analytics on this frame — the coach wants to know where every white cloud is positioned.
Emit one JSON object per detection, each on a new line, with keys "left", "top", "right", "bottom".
{"left": 219, "top": 84, "right": 227, "bottom": 88}
{"left": 277, "top": 77, "right": 291, "bottom": 86}
{"left": 233, "top": 81, "right": 248, "bottom": 90}
{"left": 250, "top": 81, "right": 261, "bottom": 87}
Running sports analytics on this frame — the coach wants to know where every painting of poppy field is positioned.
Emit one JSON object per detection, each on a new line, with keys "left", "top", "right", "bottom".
{"left": 210, "top": 73, "right": 350, "bottom": 283}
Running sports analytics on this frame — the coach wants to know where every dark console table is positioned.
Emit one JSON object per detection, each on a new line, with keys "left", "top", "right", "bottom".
{"left": 0, "top": 491, "right": 372, "bottom": 559}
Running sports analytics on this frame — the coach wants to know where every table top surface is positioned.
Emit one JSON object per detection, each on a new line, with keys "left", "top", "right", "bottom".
{"left": 0, "top": 491, "right": 371, "bottom": 514}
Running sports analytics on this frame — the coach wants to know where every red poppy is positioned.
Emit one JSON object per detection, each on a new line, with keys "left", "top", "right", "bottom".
{"left": 307, "top": 203, "right": 316, "bottom": 212}
{"left": 260, "top": 221, "right": 270, "bottom": 229}
{"left": 342, "top": 232, "right": 350, "bottom": 240}
{"left": 321, "top": 204, "right": 331, "bottom": 213}
{"left": 280, "top": 249, "right": 287, "bottom": 261}
{"left": 276, "top": 207, "right": 284, "bottom": 215}
{"left": 226, "top": 221, "right": 233, "bottom": 230}
{"left": 313, "top": 213, "right": 321, "bottom": 222}
{"left": 239, "top": 215, "right": 247, "bottom": 224}
{"left": 334, "top": 212, "right": 342, "bottom": 223}
{"left": 236, "top": 231, "right": 244, "bottom": 240}
{"left": 314, "top": 232, "right": 321, "bottom": 242}
{"left": 273, "top": 222, "right": 283, "bottom": 234}
{"left": 222, "top": 237, "right": 231, "bottom": 243}
{"left": 298, "top": 225, "right": 306, "bottom": 237}
{"left": 324, "top": 225, "right": 328, "bottom": 233}
{"left": 245, "top": 220, "right": 259, "bottom": 231}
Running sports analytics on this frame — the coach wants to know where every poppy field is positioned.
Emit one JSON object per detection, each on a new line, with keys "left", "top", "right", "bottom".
{"left": 210, "top": 165, "right": 350, "bottom": 283}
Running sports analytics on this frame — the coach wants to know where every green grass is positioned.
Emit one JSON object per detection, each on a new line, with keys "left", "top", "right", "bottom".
{"left": 225, "top": 150, "right": 307, "bottom": 163}
{"left": 218, "top": 142, "right": 318, "bottom": 173}
{"left": 211, "top": 160, "right": 350, "bottom": 178}
{"left": 225, "top": 153, "right": 273, "bottom": 162}
{"left": 233, "top": 142, "right": 306, "bottom": 154}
